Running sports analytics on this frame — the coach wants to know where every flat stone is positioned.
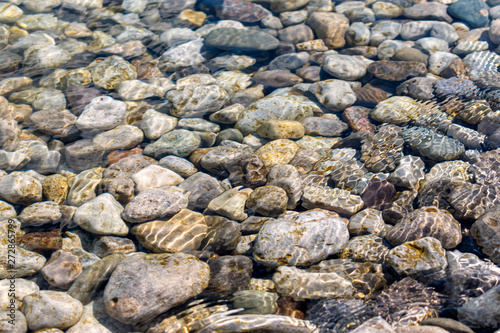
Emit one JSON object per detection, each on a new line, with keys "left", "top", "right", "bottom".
{"left": 41, "top": 250, "right": 82, "bottom": 289}
{"left": 302, "top": 185, "right": 364, "bottom": 215}
{"left": 103, "top": 252, "right": 209, "bottom": 324}
{"left": 205, "top": 28, "right": 279, "bottom": 51}
{"left": 255, "top": 139, "right": 299, "bottom": 168}
{"left": 252, "top": 70, "right": 303, "bottom": 88}
{"left": 448, "top": 0, "right": 490, "bottom": 28}
{"left": 92, "top": 237, "right": 136, "bottom": 258}
{"left": 458, "top": 284, "right": 500, "bottom": 329}
{"left": 75, "top": 96, "right": 126, "bottom": 132}
{"left": 131, "top": 164, "right": 184, "bottom": 193}
{"left": 17, "top": 201, "right": 61, "bottom": 226}
{"left": 309, "top": 79, "right": 357, "bottom": 112}
{"left": 368, "top": 61, "right": 427, "bottom": 81}
{"left": 256, "top": 120, "right": 305, "bottom": 140}
{"left": 166, "top": 84, "right": 229, "bottom": 118}
{"left": 322, "top": 54, "right": 372, "bottom": 80}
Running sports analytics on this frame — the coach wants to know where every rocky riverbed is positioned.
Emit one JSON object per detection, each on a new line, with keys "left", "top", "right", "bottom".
{"left": 1, "top": 0, "right": 500, "bottom": 332}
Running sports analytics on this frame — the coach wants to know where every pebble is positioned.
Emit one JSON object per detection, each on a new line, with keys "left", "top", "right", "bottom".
{"left": 103, "top": 252, "right": 209, "bottom": 324}
{"left": 367, "top": 60, "right": 427, "bottom": 81}
{"left": 66, "top": 168, "right": 103, "bottom": 207}
{"left": 144, "top": 129, "right": 201, "bottom": 159}
{"left": 205, "top": 27, "right": 279, "bottom": 51}
{"left": 252, "top": 70, "right": 303, "bottom": 88}
{"left": 370, "top": 20, "right": 402, "bottom": 46}
{"left": 471, "top": 205, "right": 500, "bottom": 264}
{"left": 246, "top": 185, "right": 288, "bottom": 217}
{"left": 73, "top": 193, "right": 129, "bottom": 236}
{"left": 458, "top": 284, "right": 500, "bottom": 329}
{"left": 206, "top": 255, "right": 253, "bottom": 294}
{"left": 307, "top": 12, "right": 350, "bottom": 49}
{"left": 322, "top": 54, "right": 372, "bottom": 80}
{"left": 448, "top": 0, "right": 490, "bottom": 28}
{"left": 403, "top": 3, "right": 453, "bottom": 22}
{"left": 253, "top": 210, "right": 349, "bottom": 268}
{"left": 309, "top": 79, "right": 357, "bottom": 112}
{"left": 75, "top": 96, "right": 126, "bottom": 132}
{"left": 0, "top": 171, "right": 42, "bottom": 205}
{"left": 22, "top": 291, "right": 83, "bottom": 331}
{"left": 178, "top": 172, "right": 224, "bottom": 210}
{"left": 17, "top": 201, "right": 61, "bottom": 226}
{"left": 41, "top": 250, "right": 82, "bottom": 289}
{"left": 89, "top": 55, "right": 137, "bottom": 90}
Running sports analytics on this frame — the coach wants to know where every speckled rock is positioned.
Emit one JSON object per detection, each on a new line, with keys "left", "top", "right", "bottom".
{"left": 267, "top": 165, "right": 303, "bottom": 209}
{"left": 200, "top": 142, "right": 252, "bottom": 174}
{"left": 89, "top": 55, "right": 137, "bottom": 90}
{"left": 252, "top": 70, "right": 303, "bottom": 88}
{"left": 360, "top": 125, "right": 404, "bottom": 173}
{"left": 63, "top": 140, "right": 104, "bottom": 173}
{"left": 22, "top": 291, "right": 83, "bottom": 331}
{"left": 205, "top": 28, "right": 279, "bottom": 51}
{"left": 349, "top": 208, "right": 389, "bottom": 236}
{"left": 144, "top": 129, "right": 201, "bottom": 159}
{"left": 92, "top": 237, "right": 135, "bottom": 258}
{"left": 166, "top": 84, "right": 229, "bottom": 118}
{"left": 227, "top": 153, "right": 269, "bottom": 189}
{"left": 246, "top": 185, "right": 288, "bottom": 217}
{"left": 370, "top": 21, "right": 402, "bottom": 46}
{"left": 23, "top": 46, "right": 71, "bottom": 73}
{"left": 131, "top": 209, "right": 207, "bottom": 253}
{"left": 256, "top": 120, "right": 305, "bottom": 140}
{"left": 205, "top": 255, "right": 253, "bottom": 294}
{"left": 131, "top": 164, "right": 183, "bottom": 193}
{"left": 158, "top": 156, "right": 197, "bottom": 179}
{"left": 386, "top": 237, "right": 448, "bottom": 281}
{"left": 0, "top": 200, "right": 16, "bottom": 219}
{"left": 402, "top": 126, "right": 465, "bottom": 161}
{"left": 93, "top": 125, "right": 143, "bottom": 152}
{"left": 0, "top": 229, "right": 46, "bottom": 278}
{"left": 0, "top": 3, "right": 23, "bottom": 23}
{"left": 210, "top": 103, "right": 244, "bottom": 124}
{"left": 41, "top": 250, "right": 82, "bottom": 289}
{"left": 236, "top": 95, "right": 319, "bottom": 134}
{"left": 0, "top": 171, "right": 42, "bottom": 205}
{"left": 302, "top": 184, "right": 364, "bottom": 215}
{"left": 300, "top": 117, "right": 348, "bottom": 137}
{"left": 178, "top": 172, "right": 224, "bottom": 210}
{"left": 254, "top": 210, "right": 349, "bottom": 268}
{"left": 370, "top": 96, "right": 422, "bottom": 124}
{"left": 255, "top": 139, "right": 299, "bottom": 168}
{"left": 341, "top": 234, "right": 390, "bottom": 263}
{"left": 103, "top": 252, "right": 209, "bottom": 324}
{"left": 73, "top": 193, "right": 128, "bottom": 236}
{"left": 199, "top": 215, "right": 241, "bottom": 254}
{"left": 403, "top": 2, "right": 452, "bottom": 22}
{"left": 309, "top": 79, "right": 356, "bottom": 112}
{"left": 273, "top": 266, "right": 355, "bottom": 301}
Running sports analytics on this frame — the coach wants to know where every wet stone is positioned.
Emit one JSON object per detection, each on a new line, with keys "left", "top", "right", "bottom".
{"left": 89, "top": 55, "right": 137, "bottom": 90}
{"left": 0, "top": 171, "right": 42, "bottom": 206}
{"left": 458, "top": 284, "right": 500, "bottom": 329}
{"left": 103, "top": 252, "right": 209, "bottom": 324}
{"left": 131, "top": 209, "right": 207, "bottom": 253}
{"left": 205, "top": 28, "right": 279, "bottom": 51}
{"left": 205, "top": 255, "right": 253, "bottom": 294}
{"left": 205, "top": 187, "right": 251, "bottom": 221}
{"left": 144, "top": 129, "right": 201, "bottom": 159}
{"left": 309, "top": 79, "right": 357, "bottom": 112}
{"left": 267, "top": 165, "right": 303, "bottom": 210}
{"left": 471, "top": 205, "right": 500, "bottom": 264}
{"left": 254, "top": 210, "right": 349, "bottom": 268}
{"left": 232, "top": 290, "right": 279, "bottom": 315}
{"left": 368, "top": 61, "right": 427, "bottom": 81}
{"left": 307, "top": 12, "right": 350, "bottom": 49}
{"left": 98, "top": 177, "right": 134, "bottom": 205}
{"left": 199, "top": 215, "right": 241, "bottom": 254}
{"left": 131, "top": 164, "right": 183, "bottom": 193}
{"left": 361, "top": 179, "right": 396, "bottom": 210}
{"left": 75, "top": 96, "right": 126, "bottom": 132}
{"left": 252, "top": 70, "right": 303, "bottom": 89}
{"left": 349, "top": 208, "right": 389, "bottom": 236}
{"left": 122, "top": 187, "right": 188, "bottom": 223}
{"left": 227, "top": 153, "right": 269, "bottom": 189}
{"left": 17, "top": 201, "right": 61, "bottom": 227}
{"left": 41, "top": 250, "right": 82, "bottom": 290}
{"left": 166, "top": 84, "right": 229, "bottom": 118}
{"left": 341, "top": 234, "right": 390, "bottom": 264}
{"left": 246, "top": 185, "right": 288, "bottom": 217}
{"left": 66, "top": 168, "right": 103, "bottom": 207}
{"left": 92, "top": 236, "right": 136, "bottom": 258}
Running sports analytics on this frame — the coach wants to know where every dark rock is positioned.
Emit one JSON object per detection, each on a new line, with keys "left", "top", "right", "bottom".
{"left": 205, "top": 255, "right": 253, "bottom": 295}
{"left": 367, "top": 61, "right": 427, "bottom": 81}
{"left": 448, "top": 0, "right": 490, "bottom": 28}
{"left": 361, "top": 179, "right": 396, "bottom": 210}
{"left": 277, "top": 24, "right": 314, "bottom": 44}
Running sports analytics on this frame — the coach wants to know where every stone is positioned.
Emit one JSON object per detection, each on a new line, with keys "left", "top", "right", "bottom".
{"left": 404, "top": 2, "right": 452, "bottom": 22}
{"left": 267, "top": 165, "right": 303, "bottom": 209}
{"left": 252, "top": 70, "right": 303, "bottom": 88}
{"left": 349, "top": 208, "right": 389, "bottom": 236}
{"left": 0, "top": 150, "right": 30, "bottom": 171}
{"left": 0, "top": 200, "right": 16, "bottom": 219}
{"left": 471, "top": 205, "right": 500, "bottom": 264}
{"left": 178, "top": 172, "right": 224, "bottom": 210}
{"left": 205, "top": 187, "right": 251, "bottom": 221}
{"left": 393, "top": 48, "right": 429, "bottom": 64}
{"left": 307, "top": 12, "right": 350, "bottom": 49}
{"left": 205, "top": 28, "right": 279, "bottom": 51}
{"left": 309, "top": 79, "right": 357, "bottom": 112}
{"left": 131, "top": 209, "right": 207, "bottom": 253}
{"left": 17, "top": 201, "right": 61, "bottom": 227}
{"left": 322, "top": 54, "right": 372, "bottom": 80}
{"left": 0, "top": 77, "right": 32, "bottom": 95}
{"left": 92, "top": 237, "right": 136, "bottom": 258}
{"left": 0, "top": 3, "right": 23, "bottom": 23}
{"left": 159, "top": 156, "right": 197, "bottom": 178}
{"left": 373, "top": 2, "right": 403, "bottom": 19}
{"left": 22, "top": 291, "right": 83, "bottom": 331}
{"left": 89, "top": 56, "right": 137, "bottom": 90}
{"left": 210, "top": 103, "right": 244, "bottom": 124}
{"left": 271, "top": 0, "right": 310, "bottom": 12}
{"left": 343, "top": 106, "right": 376, "bottom": 133}
{"left": 131, "top": 165, "right": 183, "bottom": 193}
{"left": 166, "top": 84, "right": 229, "bottom": 118}
{"left": 199, "top": 314, "right": 318, "bottom": 331}
{"left": 402, "top": 126, "right": 465, "bottom": 161}
{"left": 158, "top": 39, "right": 212, "bottom": 72}
{"left": 368, "top": 61, "right": 427, "bottom": 81}
{"left": 23, "top": 46, "right": 71, "bottom": 73}
{"left": 278, "top": 24, "right": 314, "bottom": 44}
{"left": 206, "top": 255, "right": 253, "bottom": 294}
{"left": 458, "top": 284, "right": 500, "bottom": 329}
{"left": 415, "top": 37, "right": 449, "bottom": 55}
{"left": 122, "top": 187, "right": 188, "bottom": 223}
{"left": 386, "top": 237, "right": 447, "bottom": 281}
{"left": 341, "top": 234, "right": 389, "bottom": 264}
{"left": 231, "top": 290, "right": 278, "bottom": 314}
{"left": 448, "top": 0, "right": 490, "bottom": 28}
{"left": 30, "top": 110, "right": 77, "bottom": 137}
{"left": 370, "top": 21, "right": 401, "bottom": 46}
{"left": 227, "top": 153, "right": 269, "bottom": 189}
{"left": 0, "top": 119, "right": 21, "bottom": 152}
{"left": 302, "top": 184, "right": 364, "bottom": 215}
{"left": 255, "top": 139, "right": 299, "bottom": 168}
{"left": 269, "top": 52, "right": 310, "bottom": 70}
{"left": 66, "top": 168, "right": 103, "bottom": 207}
{"left": 200, "top": 215, "right": 242, "bottom": 254}
{"left": 116, "top": 80, "right": 166, "bottom": 100}
{"left": 73, "top": 193, "right": 129, "bottom": 236}
{"left": 75, "top": 96, "right": 126, "bottom": 132}
{"left": 301, "top": 117, "right": 348, "bottom": 137}
{"left": 346, "top": 22, "right": 371, "bottom": 46}
{"left": 245, "top": 185, "right": 288, "bottom": 217}
{"left": 103, "top": 252, "right": 209, "bottom": 324}
{"left": 0, "top": 171, "right": 42, "bottom": 205}
{"left": 92, "top": 125, "right": 143, "bottom": 152}
{"left": 256, "top": 120, "right": 305, "bottom": 140}
{"left": 215, "top": 0, "right": 268, "bottom": 22}
{"left": 67, "top": 254, "right": 125, "bottom": 305}
{"left": 400, "top": 21, "right": 435, "bottom": 41}
{"left": 144, "top": 130, "right": 201, "bottom": 159}
{"left": 273, "top": 266, "right": 354, "bottom": 301}
{"left": 41, "top": 250, "right": 82, "bottom": 289}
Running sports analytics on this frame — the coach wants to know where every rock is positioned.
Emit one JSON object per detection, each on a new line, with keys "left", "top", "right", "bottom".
{"left": 431, "top": 22, "right": 459, "bottom": 44}
{"left": 343, "top": 106, "right": 376, "bottom": 133}
{"left": 245, "top": 185, "right": 288, "bottom": 217}
{"left": 448, "top": 0, "right": 490, "bottom": 28}
{"left": 227, "top": 153, "right": 269, "bottom": 189}
{"left": 23, "top": 46, "right": 71, "bottom": 74}
{"left": 252, "top": 70, "right": 303, "bottom": 88}
{"left": 490, "top": 19, "right": 500, "bottom": 44}
{"left": 144, "top": 130, "right": 201, "bottom": 159}
{"left": 373, "top": 2, "right": 403, "bottom": 19}
{"left": 349, "top": 208, "right": 389, "bottom": 236}
{"left": 17, "top": 201, "right": 61, "bottom": 226}
{"left": 63, "top": 140, "right": 104, "bottom": 173}
{"left": 205, "top": 187, "right": 251, "bottom": 221}
{"left": 322, "top": 54, "right": 371, "bottom": 80}
{"left": 400, "top": 21, "right": 435, "bottom": 41}
{"left": 403, "top": 3, "right": 452, "bottom": 22}
{"left": 271, "top": 0, "right": 310, "bottom": 12}
{"left": 368, "top": 61, "right": 427, "bottom": 81}
{"left": 420, "top": 318, "right": 474, "bottom": 333}
{"left": 370, "top": 21, "right": 401, "bottom": 46}
{"left": 302, "top": 185, "right": 364, "bottom": 215}
{"left": 255, "top": 139, "right": 299, "bottom": 168}
{"left": 256, "top": 120, "right": 305, "bottom": 140}
{"left": 66, "top": 168, "right": 103, "bottom": 207}
{"left": 361, "top": 179, "right": 396, "bottom": 209}
{"left": 158, "top": 39, "right": 212, "bottom": 72}
{"left": 30, "top": 109, "right": 77, "bottom": 137}
{"left": 415, "top": 37, "right": 449, "bottom": 55}
{"left": 0, "top": 150, "right": 30, "bottom": 171}
{"left": 231, "top": 290, "right": 278, "bottom": 314}
{"left": 93, "top": 125, "right": 143, "bottom": 152}
{"left": 158, "top": 156, "right": 197, "bottom": 178}
{"left": 122, "top": 187, "right": 188, "bottom": 223}
{"left": 206, "top": 255, "right": 253, "bottom": 294}
{"left": 215, "top": 0, "right": 269, "bottom": 23}
{"left": 131, "top": 164, "right": 183, "bottom": 193}
{"left": 269, "top": 52, "right": 310, "bottom": 70}
{"left": 131, "top": 209, "right": 207, "bottom": 253}
{"left": 103, "top": 252, "right": 209, "bottom": 324}
{"left": 92, "top": 236, "right": 136, "bottom": 258}
{"left": 471, "top": 205, "right": 500, "bottom": 264}
{"left": 41, "top": 250, "right": 82, "bottom": 289}
{"left": 341, "top": 234, "right": 390, "bottom": 263}
{"left": 116, "top": 80, "right": 166, "bottom": 100}
{"left": 197, "top": 314, "right": 318, "bottom": 332}
{"left": 0, "top": 200, "right": 16, "bottom": 219}
{"left": 0, "top": 77, "right": 32, "bottom": 95}
{"left": 307, "top": 12, "right": 350, "bottom": 48}
{"left": 254, "top": 210, "right": 349, "bottom": 268}
{"left": 301, "top": 117, "right": 348, "bottom": 137}
{"left": 236, "top": 95, "right": 319, "bottom": 134}
{"left": 458, "top": 284, "right": 500, "bottom": 329}
{"left": 278, "top": 24, "right": 314, "bottom": 44}
{"left": 386, "top": 237, "right": 447, "bottom": 281}
{"left": 402, "top": 126, "right": 465, "bottom": 161}
{"left": 346, "top": 22, "right": 371, "bottom": 46}
{"left": 210, "top": 103, "right": 244, "bottom": 124}
{"left": 75, "top": 96, "right": 126, "bottom": 132}
{"left": 388, "top": 155, "right": 425, "bottom": 189}
{"left": 0, "top": 3, "right": 23, "bottom": 23}
{"left": 200, "top": 215, "right": 242, "bottom": 254}
{"left": 309, "top": 79, "right": 357, "bottom": 112}
{"left": 273, "top": 266, "right": 354, "bottom": 301}
{"left": 393, "top": 47, "right": 429, "bottom": 64}
{"left": 205, "top": 28, "right": 279, "bottom": 51}
{"left": 178, "top": 172, "right": 224, "bottom": 210}
{"left": 267, "top": 165, "right": 303, "bottom": 209}
{"left": 0, "top": 171, "right": 42, "bottom": 205}
{"left": 73, "top": 193, "right": 129, "bottom": 236}
{"left": 89, "top": 55, "right": 137, "bottom": 90}
{"left": 167, "top": 84, "right": 229, "bottom": 118}
{"left": 175, "top": 9, "right": 206, "bottom": 27}
{"left": 22, "top": 291, "right": 83, "bottom": 331}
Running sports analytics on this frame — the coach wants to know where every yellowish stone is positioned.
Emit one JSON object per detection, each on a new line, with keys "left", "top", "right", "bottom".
{"left": 255, "top": 139, "right": 299, "bottom": 168}
{"left": 42, "top": 174, "right": 69, "bottom": 204}
{"left": 176, "top": 10, "right": 206, "bottom": 27}
{"left": 256, "top": 120, "right": 305, "bottom": 140}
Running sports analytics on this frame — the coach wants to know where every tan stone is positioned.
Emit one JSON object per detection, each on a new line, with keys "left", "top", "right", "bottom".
{"left": 255, "top": 139, "right": 299, "bottom": 168}
{"left": 256, "top": 120, "right": 305, "bottom": 140}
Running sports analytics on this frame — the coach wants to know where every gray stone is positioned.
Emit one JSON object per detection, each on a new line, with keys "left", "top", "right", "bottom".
{"left": 0, "top": 119, "right": 20, "bottom": 151}
{"left": 159, "top": 156, "right": 197, "bottom": 178}
{"left": 0, "top": 3, "right": 23, "bottom": 23}
{"left": 349, "top": 208, "right": 389, "bottom": 236}
{"left": 431, "top": 22, "right": 459, "bottom": 44}
{"left": 144, "top": 129, "right": 201, "bottom": 159}
{"left": 140, "top": 109, "right": 177, "bottom": 140}
{"left": 428, "top": 51, "right": 460, "bottom": 75}
{"left": 92, "top": 237, "right": 136, "bottom": 258}
{"left": 16, "top": 14, "right": 58, "bottom": 30}
{"left": 266, "top": 165, "right": 302, "bottom": 209}
{"left": 75, "top": 96, "right": 126, "bottom": 132}
{"left": 252, "top": 70, "right": 303, "bottom": 88}
{"left": 23, "top": 46, "right": 71, "bottom": 73}
{"left": 41, "top": 250, "right": 82, "bottom": 289}
{"left": 73, "top": 193, "right": 129, "bottom": 236}
{"left": 322, "top": 54, "right": 372, "bottom": 80}
{"left": 89, "top": 55, "right": 137, "bottom": 90}
{"left": 458, "top": 284, "right": 500, "bottom": 329}
{"left": 166, "top": 84, "right": 229, "bottom": 118}
{"left": 158, "top": 39, "right": 211, "bottom": 72}
{"left": 278, "top": 24, "right": 314, "bottom": 44}
{"left": 403, "top": 2, "right": 452, "bottom": 22}
{"left": 307, "top": 12, "right": 350, "bottom": 48}
{"left": 415, "top": 37, "right": 449, "bottom": 55}
{"left": 22, "top": 291, "right": 83, "bottom": 331}
{"left": 103, "top": 252, "right": 209, "bottom": 324}
{"left": 131, "top": 164, "right": 184, "bottom": 193}
{"left": 0, "top": 309, "right": 27, "bottom": 333}
{"left": 178, "top": 118, "right": 220, "bottom": 132}
{"left": 280, "top": 10, "right": 308, "bottom": 26}
{"left": 205, "top": 187, "right": 251, "bottom": 221}
{"left": 346, "top": 22, "right": 371, "bottom": 46}
{"left": 160, "top": 27, "right": 198, "bottom": 48}
{"left": 205, "top": 28, "right": 279, "bottom": 51}
{"left": 269, "top": 52, "right": 310, "bottom": 70}
{"left": 17, "top": 201, "right": 61, "bottom": 226}
{"left": 178, "top": 172, "right": 225, "bottom": 210}
{"left": 246, "top": 185, "right": 288, "bottom": 217}
{"left": 388, "top": 155, "right": 425, "bottom": 189}
{"left": 370, "top": 20, "right": 401, "bottom": 46}
{"left": 116, "top": 80, "right": 167, "bottom": 100}
{"left": 0, "top": 150, "right": 30, "bottom": 171}
{"left": 122, "top": 187, "right": 188, "bottom": 223}
{"left": 400, "top": 21, "right": 435, "bottom": 40}
{"left": 309, "top": 79, "right": 357, "bottom": 112}
{"left": 62, "top": 140, "right": 104, "bottom": 173}
{"left": 92, "top": 125, "right": 144, "bottom": 152}
{"left": 253, "top": 210, "right": 349, "bottom": 268}
{"left": 0, "top": 171, "right": 42, "bottom": 205}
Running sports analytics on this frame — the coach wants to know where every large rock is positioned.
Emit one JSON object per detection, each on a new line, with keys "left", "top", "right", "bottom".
{"left": 103, "top": 252, "right": 210, "bottom": 324}
{"left": 253, "top": 210, "right": 349, "bottom": 268}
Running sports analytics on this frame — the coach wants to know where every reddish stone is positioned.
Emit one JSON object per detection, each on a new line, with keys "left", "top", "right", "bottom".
{"left": 275, "top": 296, "right": 306, "bottom": 319}
{"left": 342, "top": 106, "right": 376, "bottom": 134}
{"left": 19, "top": 229, "right": 63, "bottom": 256}
{"left": 105, "top": 146, "right": 143, "bottom": 166}
{"left": 361, "top": 179, "right": 396, "bottom": 210}
{"left": 216, "top": 0, "right": 269, "bottom": 23}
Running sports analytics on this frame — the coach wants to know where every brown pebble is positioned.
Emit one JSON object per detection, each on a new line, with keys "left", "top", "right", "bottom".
{"left": 18, "top": 229, "right": 63, "bottom": 256}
